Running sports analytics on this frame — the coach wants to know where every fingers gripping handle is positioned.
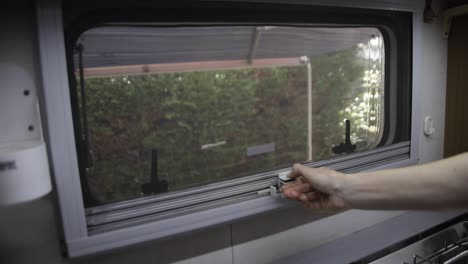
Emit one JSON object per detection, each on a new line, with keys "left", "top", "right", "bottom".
{"left": 279, "top": 171, "right": 295, "bottom": 186}
{"left": 275, "top": 171, "right": 295, "bottom": 197}
{"left": 257, "top": 171, "right": 295, "bottom": 198}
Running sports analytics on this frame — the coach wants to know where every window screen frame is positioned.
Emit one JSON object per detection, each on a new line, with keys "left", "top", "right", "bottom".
{"left": 36, "top": 0, "right": 420, "bottom": 258}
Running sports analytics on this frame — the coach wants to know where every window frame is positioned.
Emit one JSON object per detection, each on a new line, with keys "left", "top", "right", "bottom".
{"left": 71, "top": 23, "right": 403, "bottom": 229}
{"left": 36, "top": 0, "right": 421, "bottom": 258}
{"left": 67, "top": 8, "right": 410, "bottom": 209}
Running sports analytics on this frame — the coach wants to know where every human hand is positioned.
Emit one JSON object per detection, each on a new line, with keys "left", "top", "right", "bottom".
{"left": 281, "top": 164, "right": 349, "bottom": 210}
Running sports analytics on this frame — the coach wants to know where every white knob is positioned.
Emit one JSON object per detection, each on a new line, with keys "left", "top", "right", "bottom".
{"left": 423, "top": 116, "right": 435, "bottom": 136}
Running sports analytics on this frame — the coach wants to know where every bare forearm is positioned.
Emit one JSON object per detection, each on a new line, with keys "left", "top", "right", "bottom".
{"left": 341, "top": 153, "right": 468, "bottom": 210}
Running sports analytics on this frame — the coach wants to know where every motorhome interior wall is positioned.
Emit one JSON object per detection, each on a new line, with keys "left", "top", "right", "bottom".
{"left": 0, "top": 1, "right": 456, "bottom": 264}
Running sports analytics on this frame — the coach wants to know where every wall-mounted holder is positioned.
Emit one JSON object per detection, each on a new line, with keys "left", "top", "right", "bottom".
{"left": 442, "top": 5, "right": 468, "bottom": 39}
{"left": 0, "top": 140, "right": 51, "bottom": 205}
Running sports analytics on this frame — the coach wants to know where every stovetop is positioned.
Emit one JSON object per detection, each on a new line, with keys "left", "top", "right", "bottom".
{"left": 272, "top": 212, "right": 466, "bottom": 264}
{"left": 356, "top": 218, "right": 468, "bottom": 264}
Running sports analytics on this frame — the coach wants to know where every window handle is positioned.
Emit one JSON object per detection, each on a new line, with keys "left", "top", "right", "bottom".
{"left": 332, "top": 119, "right": 356, "bottom": 154}
{"left": 141, "top": 149, "right": 169, "bottom": 194}
{"left": 257, "top": 172, "right": 295, "bottom": 198}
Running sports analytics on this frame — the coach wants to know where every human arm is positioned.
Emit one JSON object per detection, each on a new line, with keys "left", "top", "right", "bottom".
{"left": 282, "top": 152, "right": 468, "bottom": 210}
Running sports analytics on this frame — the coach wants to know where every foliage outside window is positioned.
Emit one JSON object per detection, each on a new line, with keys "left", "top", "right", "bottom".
{"left": 75, "top": 26, "right": 385, "bottom": 204}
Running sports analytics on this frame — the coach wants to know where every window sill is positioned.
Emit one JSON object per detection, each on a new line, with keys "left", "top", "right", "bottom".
{"left": 67, "top": 157, "right": 418, "bottom": 257}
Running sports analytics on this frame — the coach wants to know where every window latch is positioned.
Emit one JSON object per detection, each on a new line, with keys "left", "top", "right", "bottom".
{"left": 332, "top": 119, "right": 356, "bottom": 154}
{"left": 258, "top": 172, "right": 295, "bottom": 198}
{"left": 142, "top": 149, "right": 169, "bottom": 194}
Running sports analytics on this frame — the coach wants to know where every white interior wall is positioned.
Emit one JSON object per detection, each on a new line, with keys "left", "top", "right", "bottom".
{"left": 0, "top": 1, "right": 449, "bottom": 264}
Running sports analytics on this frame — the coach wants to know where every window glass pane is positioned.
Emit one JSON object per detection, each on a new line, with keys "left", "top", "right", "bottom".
{"left": 75, "top": 26, "right": 385, "bottom": 204}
